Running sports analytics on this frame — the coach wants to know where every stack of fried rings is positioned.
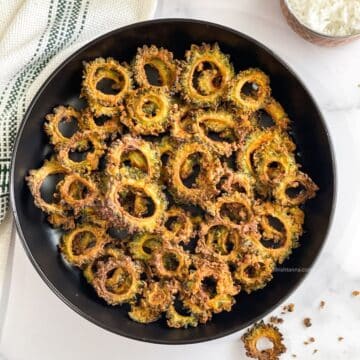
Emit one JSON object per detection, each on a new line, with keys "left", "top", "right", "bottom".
{"left": 27, "top": 43, "right": 318, "bottom": 329}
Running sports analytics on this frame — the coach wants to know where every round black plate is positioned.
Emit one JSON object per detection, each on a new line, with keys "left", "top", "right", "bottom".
{"left": 10, "top": 19, "right": 335, "bottom": 344}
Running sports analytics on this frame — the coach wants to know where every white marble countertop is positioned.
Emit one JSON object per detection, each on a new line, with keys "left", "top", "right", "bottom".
{"left": 1, "top": 0, "right": 360, "bottom": 359}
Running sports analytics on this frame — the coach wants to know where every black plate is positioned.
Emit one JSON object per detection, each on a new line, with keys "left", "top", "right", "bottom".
{"left": 10, "top": 19, "right": 335, "bottom": 344}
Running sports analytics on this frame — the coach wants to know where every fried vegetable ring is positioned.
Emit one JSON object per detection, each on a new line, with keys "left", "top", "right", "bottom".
{"left": 196, "top": 219, "right": 243, "bottom": 263}
{"left": 162, "top": 206, "right": 194, "bottom": 244}
{"left": 273, "top": 171, "right": 318, "bottom": 206}
{"left": 122, "top": 87, "right": 171, "bottom": 135}
{"left": 129, "top": 232, "right": 164, "bottom": 261}
{"left": 219, "top": 168, "right": 255, "bottom": 199}
{"left": 26, "top": 158, "right": 68, "bottom": 215}
{"left": 233, "top": 246, "right": 275, "bottom": 293}
{"left": 262, "top": 97, "right": 290, "bottom": 130}
{"left": 58, "top": 173, "right": 99, "bottom": 214}
{"left": 242, "top": 321, "right": 286, "bottom": 360}
{"left": 212, "top": 191, "right": 254, "bottom": 230}
{"left": 82, "top": 57, "right": 132, "bottom": 107}
{"left": 106, "top": 135, "right": 161, "bottom": 180}
{"left": 60, "top": 224, "right": 110, "bottom": 266}
{"left": 81, "top": 107, "right": 122, "bottom": 138}
{"left": 190, "top": 109, "right": 241, "bottom": 156}
{"left": 92, "top": 256, "right": 143, "bottom": 305}
{"left": 166, "top": 303, "right": 198, "bottom": 328}
{"left": 170, "top": 103, "right": 196, "bottom": 140}
{"left": 151, "top": 242, "right": 190, "bottom": 280}
{"left": 56, "top": 130, "right": 105, "bottom": 173}
{"left": 133, "top": 45, "right": 179, "bottom": 91}
{"left": 44, "top": 106, "right": 85, "bottom": 146}
{"left": 252, "top": 202, "right": 304, "bottom": 264}
{"left": 105, "top": 177, "right": 167, "bottom": 233}
{"left": 237, "top": 129, "right": 295, "bottom": 176}
{"left": 253, "top": 143, "right": 297, "bottom": 187}
{"left": 226, "top": 68, "right": 270, "bottom": 112}
{"left": 83, "top": 246, "right": 124, "bottom": 284}
{"left": 129, "top": 280, "right": 176, "bottom": 324}
{"left": 180, "top": 43, "right": 234, "bottom": 107}
{"left": 166, "top": 140, "right": 223, "bottom": 207}
{"left": 183, "top": 256, "right": 239, "bottom": 321}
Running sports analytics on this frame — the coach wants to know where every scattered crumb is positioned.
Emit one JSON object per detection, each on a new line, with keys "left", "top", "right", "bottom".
{"left": 313, "top": 349, "right": 318, "bottom": 354}
{"left": 338, "top": 337, "right": 344, "bottom": 342}
{"left": 281, "top": 311, "right": 286, "bottom": 315}
{"left": 292, "top": 355, "right": 297, "bottom": 358}
{"left": 319, "top": 300, "right": 325, "bottom": 309}
{"left": 352, "top": 290, "right": 359, "bottom": 297}
{"left": 270, "top": 316, "right": 284, "bottom": 324}
{"left": 304, "top": 337, "right": 315, "bottom": 345}
{"left": 283, "top": 303, "right": 295, "bottom": 312}
{"left": 304, "top": 318, "right": 312, "bottom": 327}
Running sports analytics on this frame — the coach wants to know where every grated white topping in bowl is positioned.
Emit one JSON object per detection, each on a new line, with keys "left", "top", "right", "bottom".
{"left": 286, "top": 0, "right": 360, "bottom": 36}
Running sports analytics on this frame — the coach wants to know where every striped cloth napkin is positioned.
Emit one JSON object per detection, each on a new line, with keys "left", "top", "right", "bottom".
{"left": 0, "top": 0, "right": 157, "bottom": 300}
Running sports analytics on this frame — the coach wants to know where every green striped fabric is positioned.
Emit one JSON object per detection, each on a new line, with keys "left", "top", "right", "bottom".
{"left": 0, "top": 0, "right": 90, "bottom": 222}
{"left": 0, "top": 0, "right": 157, "bottom": 224}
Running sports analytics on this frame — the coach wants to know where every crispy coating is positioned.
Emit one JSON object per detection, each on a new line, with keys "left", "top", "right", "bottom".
{"left": 190, "top": 109, "right": 242, "bottom": 156}
{"left": 44, "top": 106, "right": 85, "bottom": 146}
{"left": 273, "top": 171, "right": 319, "bottom": 206}
{"left": 58, "top": 173, "right": 99, "bottom": 214}
{"left": 129, "top": 280, "right": 177, "bottom": 323}
{"left": 82, "top": 57, "right": 132, "bottom": 107}
{"left": 196, "top": 219, "right": 243, "bottom": 263}
{"left": 133, "top": 45, "right": 180, "bottom": 92}
{"left": 180, "top": 43, "right": 234, "bottom": 107}
{"left": 105, "top": 177, "right": 167, "bottom": 233}
{"left": 106, "top": 135, "right": 161, "bottom": 180}
{"left": 92, "top": 256, "right": 143, "bottom": 305}
{"left": 151, "top": 242, "right": 191, "bottom": 280}
{"left": 242, "top": 321, "right": 286, "bottom": 360}
{"left": 27, "top": 43, "right": 318, "bottom": 330}
{"left": 122, "top": 87, "right": 172, "bottom": 135}
{"left": 165, "top": 140, "right": 223, "bottom": 207}
{"left": 183, "top": 256, "right": 239, "bottom": 322}
{"left": 60, "top": 224, "right": 110, "bottom": 266}
{"left": 162, "top": 206, "right": 194, "bottom": 244}
{"left": 212, "top": 191, "right": 255, "bottom": 230}
{"left": 56, "top": 130, "right": 106, "bottom": 173}
{"left": 26, "top": 158, "right": 68, "bottom": 216}
{"left": 225, "top": 68, "right": 271, "bottom": 112}
{"left": 253, "top": 202, "right": 304, "bottom": 264}
{"left": 129, "top": 232, "right": 164, "bottom": 261}
{"left": 166, "top": 303, "right": 198, "bottom": 328}
{"left": 81, "top": 107, "right": 123, "bottom": 138}
{"left": 233, "top": 246, "right": 275, "bottom": 293}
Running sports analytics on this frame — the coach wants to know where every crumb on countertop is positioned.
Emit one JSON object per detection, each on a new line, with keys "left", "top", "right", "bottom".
{"left": 352, "top": 290, "right": 359, "bottom": 297}
{"left": 319, "top": 300, "right": 325, "bottom": 309}
{"left": 338, "top": 337, "right": 344, "bottom": 342}
{"left": 270, "top": 316, "right": 284, "bottom": 324}
{"left": 304, "top": 317, "right": 312, "bottom": 327}
{"left": 283, "top": 303, "right": 295, "bottom": 312}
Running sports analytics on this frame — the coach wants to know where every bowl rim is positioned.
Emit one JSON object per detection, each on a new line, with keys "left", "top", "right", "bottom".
{"left": 283, "top": 0, "right": 360, "bottom": 39}
{"left": 10, "top": 17, "right": 337, "bottom": 344}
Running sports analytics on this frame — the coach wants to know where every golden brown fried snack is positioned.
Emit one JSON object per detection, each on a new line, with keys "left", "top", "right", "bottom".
{"left": 27, "top": 43, "right": 318, "bottom": 330}
{"left": 180, "top": 43, "right": 234, "bottom": 107}
{"left": 133, "top": 45, "right": 180, "bottom": 91}
{"left": 241, "top": 321, "right": 286, "bottom": 360}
